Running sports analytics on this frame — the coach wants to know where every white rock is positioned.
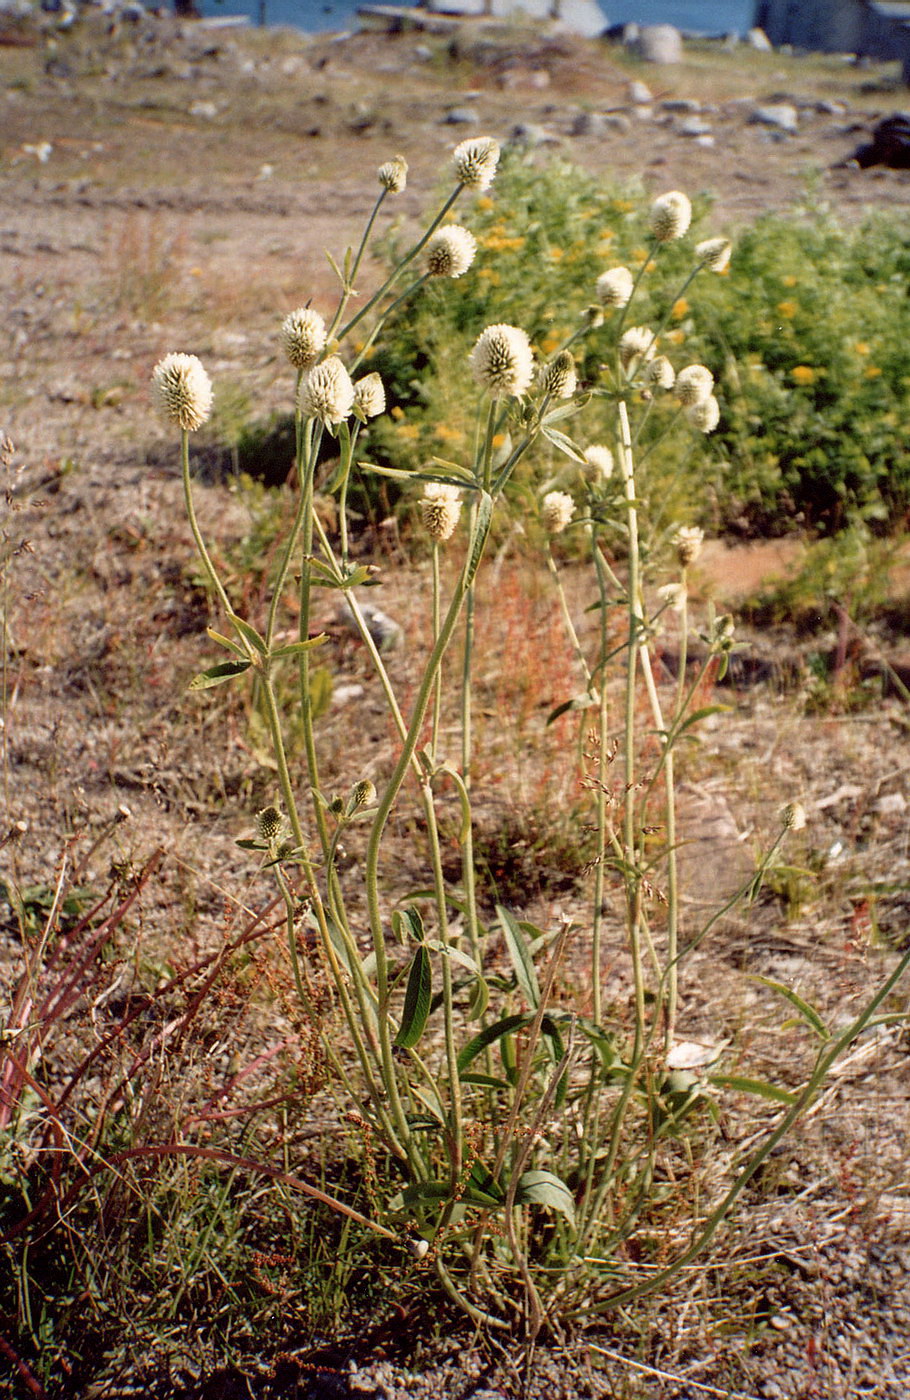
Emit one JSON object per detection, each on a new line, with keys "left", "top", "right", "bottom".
{"left": 634, "top": 24, "right": 682, "bottom": 64}
{"left": 750, "top": 102, "right": 798, "bottom": 133}
{"left": 747, "top": 26, "right": 773, "bottom": 51}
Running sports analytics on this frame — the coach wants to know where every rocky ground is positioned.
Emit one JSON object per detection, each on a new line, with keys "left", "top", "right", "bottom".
{"left": 2, "top": 8, "right": 910, "bottom": 1399}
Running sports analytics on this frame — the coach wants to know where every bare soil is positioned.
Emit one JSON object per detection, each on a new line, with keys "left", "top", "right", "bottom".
{"left": 2, "top": 12, "right": 910, "bottom": 1399}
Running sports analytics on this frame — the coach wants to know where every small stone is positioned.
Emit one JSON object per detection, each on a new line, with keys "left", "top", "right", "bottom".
{"left": 747, "top": 26, "right": 773, "bottom": 51}
{"left": 628, "top": 79, "right": 653, "bottom": 104}
{"left": 443, "top": 107, "right": 480, "bottom": 126}
{"left": 662, "top": 98, "right": 701, "bottom": 112}
{"left": 678, "top": 117, "right": 713, "bottom": 137}
{"left": 634, "top": 23, "right": 682, "bottom": 64}
{"left": 506, "top": 122, "right": 555, "bottom": 148}
{"left": 750, "top": 102, "right": 798, "bottom": 134}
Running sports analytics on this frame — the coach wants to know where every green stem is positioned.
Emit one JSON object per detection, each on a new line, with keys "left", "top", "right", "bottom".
{"left": 180, "top": 430, "right": 233, "bottom": 618}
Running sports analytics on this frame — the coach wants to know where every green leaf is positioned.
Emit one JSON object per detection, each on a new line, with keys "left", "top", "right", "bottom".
{"left": 497, "top": 905, "right": 540, "bottom": 1010}
{"left": 425, "top": 940, "right": 481, "bottom": 976}
{"left": 466, "top": 974, "right": 489, "bottom": 1021}
{"left": 227, "top": 612, "right": 268, "bottom": 656}
{"left": 459, "top": 1071, "right": 511, "bottom": 1091}
{"left": 457, "top": 1014, "right": 528, "bottom": 1075}
{"left": 673, "top": 704, "right": 732, "bottom": 739}
{"left": 188, "top": 660, "right": 252, "bottom": 691}
{"left": 426, "top": 456, "right": 477, "bottom": 483}
{"left": 394, "top": 944, "right": 432, "bottom": 1048}
{"left": 392, "top": 907, "right": 425, "bottom": 944}
{"left": 547, "top": 690, "right": 599, "bottom": 726}
{"left": 438, "top": 763, "right": 472, "bottom": 844}
{"left": 513, "top": 1169, "right": 576, "bottom": 1226}
{"left": 709, "top": 1074, "right": 797, "bottom": 1106}
{"left": 270, "top": 634, "right": 328, "bottom": 659}
{"left": 206, "top": 627, "right": 247, "bottom": 658}
{"left": 541, "top": 427, "right": 588, "bottom": 464}
{"left": 750, "top": 975, "right": 830, "bottom": 1041}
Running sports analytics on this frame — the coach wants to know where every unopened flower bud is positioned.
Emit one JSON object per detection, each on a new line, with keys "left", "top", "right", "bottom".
{"left": 256, "top": 806, "right": 283, "bottom": 841}
{"left": 542, "top": 490, "right": 575, "bottom": 535}
{"left": 540, "top": 350, "right": 577, "bottom": 400}
{"left": 650, "top": 190, "right": 692, "bottom": 243}
{"left": 353, "top": 372, "right": 385, "bottom": 420}
{"left": 781, "top": 801, "right": 807, "bottom": 831}
{"left": 378, "top": 155, "right": 408, "bottom": 193}
{"left": 152, "top": 353, "right": 213, "bottom": 432}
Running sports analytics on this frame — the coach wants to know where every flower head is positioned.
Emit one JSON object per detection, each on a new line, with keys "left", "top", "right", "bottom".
{"left": 301, "top": 355, "right": 355, "bottom": 427}
{"left": 585, "top": 444, "right": 614, "bottom": 479}
{"left": 673, "top": 525, "right": 704, "bottom": 567}
{"left": 469, "top": 323, "right": 535, "bottom": 398}
{"left": 453, "top": 136, "right": 500, "bottom": 191}
{"left": 657, "top": 582, "right": 687, "bottom": 613}
{"left": 353, "top": 372, "right": 385, "bottom": 420}
{"left": 596, "top": 265, "right": 634, "bottom": 308}
{"left": 781, "top": 801, "right": 807, "bottom": 831}
{"left": 650, "top": 190, "right": 692, "bottom": 243}
{"left": 280, "top": 307, "right": 327, "bottom": 371}
{"left": 377, "top": 154, "right": 408, "bottom": 193}
{"left": 426, "top": 225, "right": 477, "bottom": 279}
{"left": 540, "top": 350, "right": 577, "bottom": 400}
{"left": 421, "top": 482, "right": 462, "bottom": 543}
{"left": 152, "top": 353, "right": 213, "bottom": 432}
{"left": 619, "top": 325, "right": 657, "bottom": 373}
{"left": 675, "top": 364, "right": 714, "bottom": 406}
{"left": 542, "top": 490, "right": 575, "bottom": 535}
{"left": 696, "top": 237, "right": 732, "bottom": 272}
{"left": 686, "top": 395, "right": 720, "bottom": 434}
{"left": 647, "top": 355, "right": 676, "bottom": 390}
{"left": 256, "top": 805, "right": 283, "bottom": 841}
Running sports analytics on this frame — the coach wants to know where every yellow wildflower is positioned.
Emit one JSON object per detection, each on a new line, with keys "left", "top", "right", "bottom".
{"left": 671, "top": 297, "right": 689, "bottom": 321}
{"left": 777, "top": 301, "right": 798, "bottom": 319}
{"left": 791, "top": 365, "right": 816, "bottom": 386}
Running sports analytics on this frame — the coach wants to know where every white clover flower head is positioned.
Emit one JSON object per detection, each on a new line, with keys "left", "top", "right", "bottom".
{"left": 421, "top": 481, "right": 462, "bottom": 543}
{"left": 353, "top": 372, "right": 385, "bottom": 420}
{"left": 647, "top": 355, "right": 676, "bottom": 390}
{"left": 596, "top": 265, "right": 634, "bottom": 308}
{"left": 301, "top": 355, "right": 355, "bottom": 427}
{"left": 152, "top": 352, "right": 213, "bottom": 432}
{"left": 377, "top": 154, "right": 408, "bottom": 193}
{"left": 453, "top": 136, "right": 500, "bottom": 190}
{"left": 696, "top": 237, "right": 732, "bottom": 273}
{"left": 781, "top": 801, "right": 807, "bottom": 831}
{"left": 348, "top": 779, "right": 377, "bottom": 813}
{"left": 540, "top": 350, "right": 577, "bottom": 400}
{"left": 650, "top": 190, "right": 692, "bottom": 243}
{"left": 657, "top": 582, "right": 687, "bottom": 613}
{"left": 542, "top": 490, "right": 575, "bottom": 535}
{"left": 673, "top": 525, "right": 704, "bottom": 567}
{"left": 619, "top": 326, "right": 657, "bottom": 373}
{"left": 425, "top": 225, "right": 477, "bottom": 279}
{"left": 675, "top": 364, "right": 714, "bottom": 407}
{"left": 585, "top": 444, "right": 614, "bottom": 479}
{"left": 469, "top": 323, "right": 535, "bottom": 398}
{"left": 687, "top": 395, "right": 720, "bottom": 434}
{"left": 280, "top": 307, "right": 327, "bottom": 371}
